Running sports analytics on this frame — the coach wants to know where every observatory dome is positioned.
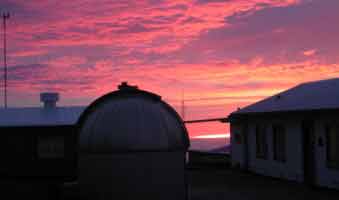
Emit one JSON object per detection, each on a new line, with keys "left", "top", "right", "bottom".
{"left": 78, "top": 82, "right": 189, "bottom": 153}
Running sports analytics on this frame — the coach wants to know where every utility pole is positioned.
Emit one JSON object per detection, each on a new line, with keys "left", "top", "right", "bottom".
{"left": 2, "top": 12, "right": 9, "bottom": 108}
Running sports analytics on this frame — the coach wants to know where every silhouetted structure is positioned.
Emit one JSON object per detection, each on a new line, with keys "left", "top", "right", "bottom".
{"left": 184, "top": 117, "right": 226, "bottom": 124}
{"left": 78, "top": 82, "right": 190, "bottom": 200}
{"left": 2, "top": 12, "right": 10, "bottom": 108}
{"left": 0, "top": 93, "right": 85, "bottom": 199}
{"left": 0, "top": 93, "right": 84, "bottom": 180}
{"left": 227, "top": 78, "right": 339, "bottom": 189}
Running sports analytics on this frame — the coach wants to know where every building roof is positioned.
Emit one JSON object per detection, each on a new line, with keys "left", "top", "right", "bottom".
{"left": 79, "top": 82, "right": 190, "bottom": 153}
{"left": 231, "top": 78, "right": 339, "bottom": 116}
{"left": 0, "top": 106, "right": 85, "bottom": 127}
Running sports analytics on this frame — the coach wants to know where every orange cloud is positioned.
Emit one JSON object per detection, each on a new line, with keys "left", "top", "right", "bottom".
{"left": 2, "top": 0, "right": 338, "bottom": 137}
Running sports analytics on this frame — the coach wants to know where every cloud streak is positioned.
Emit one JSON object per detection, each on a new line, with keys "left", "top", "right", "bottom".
{"left": 0, "top": 0, "right": 338, "bottom": 136}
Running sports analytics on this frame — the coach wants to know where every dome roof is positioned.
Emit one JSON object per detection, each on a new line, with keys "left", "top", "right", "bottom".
{"left": 78, "top": 82, "right": 190, "bottom": 153}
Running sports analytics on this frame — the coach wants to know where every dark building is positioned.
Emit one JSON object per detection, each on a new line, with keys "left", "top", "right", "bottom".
{"left": 0, "top": 93, "right": 85, "bottom": 181}
{"left": 0, "top": 83, "right": 190, "bottom": 199}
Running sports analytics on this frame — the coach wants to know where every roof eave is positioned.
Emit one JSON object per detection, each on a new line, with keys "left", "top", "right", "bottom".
{"left": 228, "top": 107, "right": 339, "bottom": 122}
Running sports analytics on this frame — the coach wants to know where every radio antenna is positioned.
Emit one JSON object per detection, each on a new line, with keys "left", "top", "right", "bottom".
{"left": 2, "top": 12, "right": 10, "bottom": 108}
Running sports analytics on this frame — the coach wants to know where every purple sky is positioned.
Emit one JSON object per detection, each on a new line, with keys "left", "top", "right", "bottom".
{"left": 1, "top": 0, "right": 339, "bottom": 136}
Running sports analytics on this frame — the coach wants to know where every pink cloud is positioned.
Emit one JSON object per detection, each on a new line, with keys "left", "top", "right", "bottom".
{"left": 1, "top": 0, "right": 338, "bottom": 137}
{"left": 303, "top": 49, "right": 317, "bottom": 56}
{"left": 6, "top": 0, "right": 301, "bottom": 54}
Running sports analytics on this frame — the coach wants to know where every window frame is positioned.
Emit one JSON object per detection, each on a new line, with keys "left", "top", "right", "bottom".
{"left": 36, "top": 135, "right": 65, "bottom": 159}
{"left": 232, "top": 123, "right": 243, "bottom": 144}
{"left": 325, "top": 123, "right": 339, "bottom": 169}
{"left": 255, "top": 124, "right": 268, "bottom": 159}
{"left": 272, "top": 124, "right": 286, "bottom": 163}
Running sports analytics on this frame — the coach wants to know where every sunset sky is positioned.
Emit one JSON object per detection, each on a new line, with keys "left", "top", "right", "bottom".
{"left": 1, "top": 0, "right": 339, "bottom": 137}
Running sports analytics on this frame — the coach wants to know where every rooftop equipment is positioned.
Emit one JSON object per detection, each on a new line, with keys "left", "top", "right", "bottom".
{"left": 40, "top": 92, "right": 59, "bottom": 109}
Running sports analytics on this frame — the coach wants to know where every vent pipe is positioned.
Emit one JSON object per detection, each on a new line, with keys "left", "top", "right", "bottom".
{"left": 40, "top": 92, "right": 59, "bottom": 109}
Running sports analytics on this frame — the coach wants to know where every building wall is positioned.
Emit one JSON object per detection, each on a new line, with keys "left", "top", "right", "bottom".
{"left": 0, "top": 126, "right": 77, "bottom": 180}
{"left": 79, "top": 151, "right": 188, "bottom": 200}
{"left": 314, "top": 119, "right": 339, "bottom": 189}
{"left": 230, "top": 123, "right": 247, "bottom": 169}
{"left": 231, "top": 116, "right": 339, "bottom": 189}
{"left": 246, "top": 119, "right": 304, "bottom": 182}
{"left": 231, "top": 119, "right": 304, "bottom": 182}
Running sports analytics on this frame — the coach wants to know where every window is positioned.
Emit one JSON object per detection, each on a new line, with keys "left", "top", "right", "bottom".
{"left": 231, "top": 123, "right": 247, "bottom": 144}
{"left": 256, "top": 124, "right": 267, "bottom": 159}
{"left": 326, "top": 124, "right": 339, "bottom": 169}
{"left": 235, "top": 132, "right": 242, "bottom": 144}
{"left": 37, "top": 136, "right": 65, "bottom": 159}
{"left": 273, "top": 124, "right": 286, "bottom": 162}
{"left": 232, "top": 123, "right": 244, "bottom": 144}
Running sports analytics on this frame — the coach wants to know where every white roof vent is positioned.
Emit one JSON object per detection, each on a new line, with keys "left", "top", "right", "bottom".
{"left": 40, "top": 92, "right": 59, "bottom": 108}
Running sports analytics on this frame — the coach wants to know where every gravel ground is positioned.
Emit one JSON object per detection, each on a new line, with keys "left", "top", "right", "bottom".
{"left": 2, "top": 168, "right": 339, "bottom": 200}
{"left": 188, "top": 168, "right": 339, "bottom": 200}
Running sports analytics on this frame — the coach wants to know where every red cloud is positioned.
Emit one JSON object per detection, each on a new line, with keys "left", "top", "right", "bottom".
{"left": 2, "top": 0, "right": 338, "bottom": 137}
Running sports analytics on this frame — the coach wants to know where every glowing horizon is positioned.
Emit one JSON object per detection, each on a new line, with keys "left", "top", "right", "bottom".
{"left": 192, "top": 133, "right": 230, "bottom": 139}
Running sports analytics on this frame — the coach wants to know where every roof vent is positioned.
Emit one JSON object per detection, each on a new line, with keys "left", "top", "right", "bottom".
{"left": 40, "top": 92, "right": 59, "bottom": 109}
{"left": 118, "top": 82, "right": 138, "bottom": 90}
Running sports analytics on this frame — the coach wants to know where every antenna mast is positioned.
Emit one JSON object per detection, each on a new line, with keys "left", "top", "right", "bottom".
{"left": 181, "top": 89, "right": 185, "bottom": 120}
{"left": 2, "top": 12, "right": 9, "bottom": 108}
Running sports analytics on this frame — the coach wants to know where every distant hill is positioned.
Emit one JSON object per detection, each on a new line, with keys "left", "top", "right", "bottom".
{"left": 209, "top": 144, "right": 231, "bottom": 154}
{"left": 189, "top": 137, "right": 230, "bottom": 151}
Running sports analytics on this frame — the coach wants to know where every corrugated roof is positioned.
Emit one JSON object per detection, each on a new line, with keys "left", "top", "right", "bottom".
{"left": 0, "top": 106, "right": 86, "bottom": 127}
{"left": 232, "top": 78, "right": 339, "bottom": 115}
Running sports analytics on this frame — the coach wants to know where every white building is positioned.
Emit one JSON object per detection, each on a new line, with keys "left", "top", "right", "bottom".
{"left": 228, "top": 78, "right": 339, "bottom": 189}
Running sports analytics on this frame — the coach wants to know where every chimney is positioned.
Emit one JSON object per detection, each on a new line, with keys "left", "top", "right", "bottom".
{"left": 40, "top": 92, "right": 59, "bottom": 109}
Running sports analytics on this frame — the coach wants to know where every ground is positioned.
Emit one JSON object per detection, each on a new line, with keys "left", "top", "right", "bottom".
{"left": 2, "top": 167, "right": 339, "bottom": 199}
{"left": 188, "top": 168, "right": 339, "bottom": 200}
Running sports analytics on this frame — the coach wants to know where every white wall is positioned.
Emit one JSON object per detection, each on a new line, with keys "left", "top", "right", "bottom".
{"left": 247, "top": 119, "right": 304, "bottom": 182}
{"left": 231, "top": 116, "right": 339, "bottom": 189}
{"left": 231, "top": 119, "right": 304, "bottom": 182}
{"left": 314, "top": 119, "right": 339, "bottom": 189}
{"left": 230, "top": 123, "right": 247, "bottom": 169}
